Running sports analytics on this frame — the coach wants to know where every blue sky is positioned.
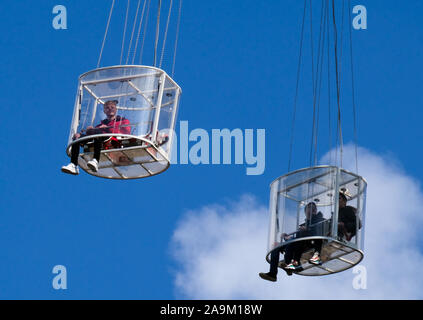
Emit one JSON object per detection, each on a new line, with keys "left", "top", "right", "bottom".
{"left": 1, "top": 0, "right": 422, "bottom": 299}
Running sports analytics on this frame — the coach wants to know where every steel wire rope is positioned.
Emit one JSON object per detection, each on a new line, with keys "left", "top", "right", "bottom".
{"left": 171, "top": 0, "right": 183, "bottom": 78}
{"left": 153, "top": 0, "right": 162, "bottom": 67}
{"left": 159, "top": 0, "right": 173, "bottom": 68}
{"left": 332, "top": 0, "right": 343, "bottom": 167}
{"left": 97, "top": 0, "right": 116, "bottom": 68}
{"left": 312, "top": 0, "right": 329, "bottom": 167}
{"left": 348, "top": 0, "right": 359, "bottom": 174}
{"left": 139, "top": 0, "right": 152, "bottom": 65}
{"left": 132, "top": 0, "right": 148, "bottom": 65}
{"left": 126, "top": 0, "right": 142, "bottom": 65}
{"left": 309, "top": 0, "right": 326, "bottom": 168}
{"left": 120, "top": 0, "right": 131, "bottom": 65}
{"left": 287, "top": 0, "right": 307, "bottom": 173}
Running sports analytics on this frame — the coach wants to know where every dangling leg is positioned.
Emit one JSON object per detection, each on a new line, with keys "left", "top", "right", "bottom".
{"left": 309, "top": 239, "right": 323, "bottom": 265}
{"left": 259, "top": 249, "right": 280, "bottom": 281}
{"left": 93, "top": 138, "right": 102, "bottom": 162}
{"left": 61, "top": 142, "right": 80, "bottom": 175}
{"left": 87, "top": 138, "right": 102, "bottom": 172}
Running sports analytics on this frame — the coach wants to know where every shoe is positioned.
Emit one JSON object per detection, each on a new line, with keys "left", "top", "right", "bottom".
{"left": 278, "top": 261, "right": 293, "bottom": 276}
{"left": 61, "top": 163, "right": 79, "bottom": 175}
{"left": 259, "top": 272, "right": 277, "bottom": 282}
{"left": 87, "top": 159, "right": 99, "bottom": 172}
{"left": 283, "top": 261, "right": 303, "bottom": 273}
{"left": 309, "top": 252, "right": 322, "bottom": 265}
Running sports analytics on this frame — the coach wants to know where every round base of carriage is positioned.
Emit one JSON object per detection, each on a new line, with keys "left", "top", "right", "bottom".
{"left": 266, "top": 236, "right": 363, "bottom": 276}
{"left": 66, "top": 133, "right": 170, "bottom": 179}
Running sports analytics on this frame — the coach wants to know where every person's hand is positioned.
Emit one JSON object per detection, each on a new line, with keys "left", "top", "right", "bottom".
{"left": 299, "top": 225, "right": 306, "bottom": 231}
{"left": 98, "top": 124, "right": 108, "bottom": 128}
{"left": 73, "top": 132, "right": 81, "bottom": 139}
{"left": 86, "top": 126, "right": 95, "bottom": 134}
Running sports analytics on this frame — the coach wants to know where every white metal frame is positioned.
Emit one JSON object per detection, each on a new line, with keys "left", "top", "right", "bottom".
{"left": 266, "top": 165, "right": 367, "bottom": 276}
{"left": 66, "top": 65, "right": 182, "bottom": 179}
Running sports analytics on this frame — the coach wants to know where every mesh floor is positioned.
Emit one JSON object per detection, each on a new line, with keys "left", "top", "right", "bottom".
{"left": 79, "top": 145, "right": 169, "bottom": 179}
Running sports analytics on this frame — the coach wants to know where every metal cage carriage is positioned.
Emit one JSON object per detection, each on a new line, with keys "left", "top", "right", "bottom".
{"left": 266, "top": 166, "right": 367, "bottom": 276}
{"left": 66, "top": 65, "right": 181, "bottom": 179}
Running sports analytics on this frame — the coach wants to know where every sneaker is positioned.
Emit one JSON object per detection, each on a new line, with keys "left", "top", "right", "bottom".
{"left": 259, "top": 272, "right": 277, "bottom": 282}
{"left": 87, "top": 159, "right": 99, "bottom": 172}
{"left": 283, "top": 261, "right": 303, "bottom": 273}
{"left": 61, "top": 163, "right": 79, "bottom": 175}
{"left": 309, "top": 252, "right": 322, "bottom": 265}
{"left": 278, "top": 261, "right": 293, "bottom": 276}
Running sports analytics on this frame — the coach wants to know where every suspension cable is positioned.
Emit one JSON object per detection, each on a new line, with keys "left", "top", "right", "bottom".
{"left": 326, "top": 0, "right": 333, "bottom": 165}
{"left": 132, "top": 0, "right": 148, "bottom": 65}
{"left": 332, "top": 0, "right": 343, "bottom": 167}
{"left": 97, "top": 0, "right": 115, "bottom": 68}
{"left": 348, "top": 0, "right": 359, "bottom": 173}
{"left": 153, "top": 0, "right": 162, "bottom": 67}
{"left": 126, "top": 0, "right": 142, "bottom": 65}
{"left": 309, "top": 0, "right": 326, "bottom": 167}
{"left": 171, "top": 0, "right": 183, "bottom": 77}
{"left": 313, "top": 0, "right": 328, "bottom": 167}
{"left": 159, "top": 0, "right": 173, "bottom": 68}
{"left": 120, "top": 0, "right": 131, "bottom": 65}
{"left": 287, "top": 0, "right": 307, "bottom": 172}
{"left": 139, "top": 0, "right": 152, "bottom": 65}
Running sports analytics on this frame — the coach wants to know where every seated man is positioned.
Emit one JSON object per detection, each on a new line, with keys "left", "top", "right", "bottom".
{"left": 338, "top": 192, "right": 361, "bottom": 241}
{"left": 61, "top": 100, "right": 131, "bottom": 175}
{"left": 259, "top": 202, "right": 325, "bottom": 282}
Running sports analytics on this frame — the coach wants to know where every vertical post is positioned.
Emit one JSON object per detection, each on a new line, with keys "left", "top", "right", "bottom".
{"left": 360, "top": 182, "right": 367, "bottom": 251}
{"left": 296, "top": 202, "right": 301, "bottom": 231}
{"left": 268, "top": 180, "right": 280, "bottom": 252}
{"left": 355, "top": 177, "right": 362, "bottom": 247}
{"left": 91, "top": 99, "right": 99, "bottom": 127}
{"left": 166, "top": 87, "right": 181, "bottom": 155}
{"left": 69, "top": 83, "right": 82, "bottom": 143}
{"left": 151, "top": 72, "right": 166, "bottom": 144}
{"left": 331, "top": 167, "right": 341, "bottom": 239}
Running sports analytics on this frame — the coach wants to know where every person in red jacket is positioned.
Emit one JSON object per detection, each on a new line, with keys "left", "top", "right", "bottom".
{"left": 61, "top": 100, "right": 131, "bottom": 175}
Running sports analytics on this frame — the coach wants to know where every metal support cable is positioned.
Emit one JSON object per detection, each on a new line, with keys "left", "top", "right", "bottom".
{"left": 139, "top": 0, "right": 152, "bottom": 65}
{"left": 97, "top": 0, "right": 115, "bottom": 68}
{"left": 326, "top": 0, "right": 333, "bottom": 165}
{"left": 120, "top": 0, "right": 131, "bottom": 65}
{"left": 309, "top": 0, "right": 326, "bottom": 167}
{"left": 332, "top": 0, "right": 343, "bottom": 167}
{"left": 313, "top": 0, "right": 328, "bottom": 166}
{"left": 287, "top": 0, "right": 307, "bottom": 172}
{"left": 159, "top": 0, "right": 174, "bottom": 68}
{"left": 153, "top": 0, "right": 162, "bottom": 67}
{"left": 132, "top": 0, "right": 148, "bottom": 65}
{"left": 171, "top": 0, "right": 183, "bottom": 77}
{"left": 348, "top": 0, "right": 359, "bottom": 173}
{"left": 126, "top": 0, "right": 142, "bottom": 65}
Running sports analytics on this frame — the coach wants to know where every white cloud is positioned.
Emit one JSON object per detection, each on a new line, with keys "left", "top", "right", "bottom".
{"left": 170, "top": 146, "right": 423, "bottom": 299}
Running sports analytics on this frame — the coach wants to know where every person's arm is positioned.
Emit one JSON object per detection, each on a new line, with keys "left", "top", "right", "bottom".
{"left": 120, "top": 119, "right": 131, "bottom": 135}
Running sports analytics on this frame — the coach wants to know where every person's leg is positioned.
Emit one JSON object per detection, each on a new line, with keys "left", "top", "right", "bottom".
{"left": 269, "top": 249, "right": 280, "bottom": 276}
{"left": 313, "top": 239, "right": 323, "bottom": 254}
{"left": 93, "top": 138, "right": 103, "bottom": 162}
{"left": 284, "top": 243, "right": 294, "bottom": 264}
{"left": 259, "top": 248, "right": 280, "bottom": 281}
{"left": 309, "top": 239, "right": 323, "bottom": 265}
{"left": 62, "top": 142, "right": 81, "bottom": 175}
{"left": 71, "top": 142, "right": 81, "bottom": 165}
{"left": 293, "top": 241, "right": 306, "bottom": 263}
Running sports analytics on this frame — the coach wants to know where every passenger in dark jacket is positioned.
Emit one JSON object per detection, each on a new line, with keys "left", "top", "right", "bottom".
{"left": 259, "top": 202, "right": 326, "bottom": 282}
{"left": 338, "top": 192, "right": 361, "bottom": 241}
